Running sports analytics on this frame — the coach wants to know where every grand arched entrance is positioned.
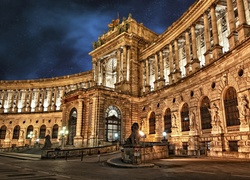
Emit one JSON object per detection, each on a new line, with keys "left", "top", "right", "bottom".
{"left": 105, "top": 106, "right": 121, "bottom": 142}
{"left": 67, "top": 108, "right": 77, "bottom": 145}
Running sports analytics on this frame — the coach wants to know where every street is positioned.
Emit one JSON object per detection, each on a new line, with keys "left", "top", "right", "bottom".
{"left": 0, "top": 153, "right": 250, "bottom": 180}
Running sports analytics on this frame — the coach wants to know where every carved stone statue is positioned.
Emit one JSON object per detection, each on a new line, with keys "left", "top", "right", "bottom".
{"left": 42, "top": 135, "right": 52, "bottom": 150}
{"left": 209, "top": 103, "right": 222, "bottom": 130}
{"left": 238, "top": 95, "right": 250, "bottom": 125}
{"left": 125, "top": 122, "right": 140, "bottom": 145}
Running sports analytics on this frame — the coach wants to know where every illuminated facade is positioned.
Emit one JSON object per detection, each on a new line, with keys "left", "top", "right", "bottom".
{"left": 1, "top": 0, "right": 250, "bottom": 159}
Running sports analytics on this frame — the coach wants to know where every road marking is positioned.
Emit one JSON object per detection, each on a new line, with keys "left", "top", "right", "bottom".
{"left": 233, "top": 174, "right": 250, "bottom": 178}
{"left": 186, "top": 170, "right": 216, "bottom": 175}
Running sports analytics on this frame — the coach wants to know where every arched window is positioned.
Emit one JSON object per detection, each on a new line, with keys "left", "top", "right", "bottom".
{"left": 13, "top": 125, "right": 20, "bottom": 139}
{"left": 39, "top": 125, "right": 46, "bottom": 139}
{"left": 0, "top": 126, "right": 6, "bottom": 139}
{"left": 149, "top": 112, "right": 156, "bottom": 134}
{"left": 68, "top": 108, "right": 77, "bottom": 145}
{"left": 164, "top": 108, "right": 172, "bottom": 133}
{"left": 52, "top": 124, "right": 59, "bottom": 139}
{"left": 26, "top": 125, "right": 33, "bottom": 139}
{"left": 224, "top": 87, "right": 240, "bottom": 126}
{"left": 105, "top": 106, "right": 121, "bottom": 142}
{"left": 181, "top": 103, "right": 190, "bottom": 131}
{"left": 200, "top": 96, "right": 212, "bottom": 129}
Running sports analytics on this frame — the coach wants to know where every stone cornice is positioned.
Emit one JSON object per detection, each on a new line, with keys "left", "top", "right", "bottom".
{"left": 140, "top": 0, "right": 214, "bottom": 60}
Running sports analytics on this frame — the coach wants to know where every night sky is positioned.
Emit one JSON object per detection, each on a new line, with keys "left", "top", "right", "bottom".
{"left": 0, "top": 0, "right": 196, "bottom": 80}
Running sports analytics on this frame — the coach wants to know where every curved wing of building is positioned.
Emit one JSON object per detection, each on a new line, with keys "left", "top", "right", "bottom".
{"left": 1, "top": 0, "right": 250, "bottom": 159}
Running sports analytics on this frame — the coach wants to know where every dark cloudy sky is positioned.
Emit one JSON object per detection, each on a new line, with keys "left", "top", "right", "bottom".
{"left": 0, "top": 0, "right": 196, "bottom": 80}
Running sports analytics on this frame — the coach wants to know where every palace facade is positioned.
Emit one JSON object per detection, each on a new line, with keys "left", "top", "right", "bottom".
{"left": 1, "top": 0, "right": 250, "bottom": 159}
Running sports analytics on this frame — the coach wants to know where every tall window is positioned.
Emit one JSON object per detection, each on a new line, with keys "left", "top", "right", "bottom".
{"left": 105, "top": 106, "right": 121, "bottom": 142}
{"left": 149, "top": 112, "right": 156, "bottom": 134}
{"left": 52, "top": 124, "right": 59, "bottom": 139}
{"left": 224, "top": 87, "right": 240, "bottom": 126}
{"left": 181, "top": 103, "right": 190, "bottom": 131}
{"left": 39, "top": 125, "right": 46, "bottom": 139}
{"left": 26, "top": 125, "right": 33, "bottom": 139}
{"left": 68, "top": 109, "right": 77, "bottom": 145}
{"left": 13, "top": 125, "right": 20, "bottom": 139}
{"left": 164, "top": 108, "right": 172, "bottom": 133}
{"left": 0, "top": 126, "right": 6, "bottom": 139}
{"left": 200, "top": 96, "right": 212, "bottom": 129}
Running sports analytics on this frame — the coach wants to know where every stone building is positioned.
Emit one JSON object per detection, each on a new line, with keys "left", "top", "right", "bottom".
{"left": 1, "top": 0, "right": 250, "bottom": 159}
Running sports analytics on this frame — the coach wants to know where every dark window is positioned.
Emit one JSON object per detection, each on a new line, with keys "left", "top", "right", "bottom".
{"left": 224, "top": 87, "right": 240, "bottom": 126}
{"left": 0, "top": 126, "right": 6, "bottom": 139}
{"left": 105, "top": 116, "right": 121, "bottom": 142}
{"left": 52, "top": 124, "right": 59, "bottom": 139}
{"left": 39, "top": 125, "right": 46, "bottom": 139}
{"left": 229, "top": 141, "right": 238, "bottom": 152}
{"left": 164, "top": 108, "right": 172, "bottom": 133}
{"left": 181, "top": 103, "right": 190, "bottom": 131}
{"left": 200, "top": 96, "right": 212, "bottom": 129}
{"left": 13, "top": 125, "right": 20, "bottom": 139}
{"left": 149, "top": 112, "right": 156, "bottom": 134}
{"left": 68, "top": 109, "right": 77, "bottom": 145}
{"left": 26, "top": 125, "right": 33, "bottom": 139}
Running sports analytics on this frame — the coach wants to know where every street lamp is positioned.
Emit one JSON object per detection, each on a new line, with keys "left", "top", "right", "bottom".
{"left": 139, "top": 130, "right": 146, "bottom": 164}
{"left": 114, "top": 132, "right": 119, "bottom": 150}
{"left": 27, "top": 131, "right": 34, "bottom": 148}
{"left": 60, "top": 126, "right": 68, "bottom": 149}
{"left": 162, "top": 131, "right": 167, "bottom": 141}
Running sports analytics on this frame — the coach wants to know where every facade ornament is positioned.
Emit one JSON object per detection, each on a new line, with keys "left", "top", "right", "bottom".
{"left": 238, "top": 94, "right": 250, "bottom": 125}
{"left": 209, "top": 103, "right": 223, "bottom": 132}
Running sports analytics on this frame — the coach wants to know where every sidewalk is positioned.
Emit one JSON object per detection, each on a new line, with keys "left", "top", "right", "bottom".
{"left": 0, "top": 152, "right": 41, "bottom": 160}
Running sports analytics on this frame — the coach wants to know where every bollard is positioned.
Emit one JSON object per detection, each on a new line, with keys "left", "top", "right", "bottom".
{"left": 98, "top": 155, "right": 100, "bottom": 162}
{"left": 81, "top": 151, "right": 84, "bottom": 161}
{"left": 65, "top": 151, "right": 68, "bottom": 161}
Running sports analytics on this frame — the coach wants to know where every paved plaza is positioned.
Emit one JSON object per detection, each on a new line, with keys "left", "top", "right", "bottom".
{"left": 0, "top": 152, "right": 250, "bottom": 180}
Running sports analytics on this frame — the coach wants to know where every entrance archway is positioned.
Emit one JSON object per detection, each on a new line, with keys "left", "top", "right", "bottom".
{"left": 67, "top": 108, "right": 77, "bottom": 145}
{"left": 105, "top": 106, "right": 121, "bottom": 142}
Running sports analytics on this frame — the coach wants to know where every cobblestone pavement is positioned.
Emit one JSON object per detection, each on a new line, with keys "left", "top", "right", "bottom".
{"left": 1, "top": 153, "right": 250, "bottom": 180}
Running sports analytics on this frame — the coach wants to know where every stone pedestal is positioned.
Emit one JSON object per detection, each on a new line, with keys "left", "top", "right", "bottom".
{"left": 121, "top": 145, "right": 142, "bottom": 164}
{"left": 73, "top": 136, "right": 83, "bottom": 147}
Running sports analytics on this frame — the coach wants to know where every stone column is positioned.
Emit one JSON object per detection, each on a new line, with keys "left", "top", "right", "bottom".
{"left": 21, "top": 90, "right": 27, "bottom": 112}
{"left": 74, "top": 97, "right": 83, "bottom": 147}
{"left": 185, "top": 31, "right": 192, "bottom": 75}
{"left": 9, "top": 90, "right": 14, "bottom": 113}
{"left": 51, "top": 88, "right": 57, "bottom": 111}
{"left": 39, "top": 89, "right": 45, "bottom": 112}
{"left": 226, "top": 0, "right": 238, "bottom": 49}
{"left": 191, "top": 25, "right": 200, "bottom": 71}
{"left": 145, "top": 58, "right": 150, "bottom": 93}
{"left": 127, "top": 46, "right": 131, "bottom": 81}
{"left": 13, "top": 90, "right": 19, "bottom": 113}
{"left": 47, "top": 88, "right": 52, "bottom": 112}
{"left": 35, "top": 89, "right": 40, "bottom": 112}
{"left": 26, "top": 89, "right": 32, "bottom": 112}
{"left": 211, "top": 4, "right": 223, "bottom": 59}
{"left": 154, "top": 53, "right": 159, "bottom": 90}
{"left": 203, "top": 12, "right": 212, "bottom": 64}
{"left": 158, "top": 50, "right": 165, "bottom": 87}
{"left": 123, "top": 46, "right": 127, "bottom": 81}
{"left": 168, "top": 43, "right": 174, "bottom": 84}
{"left": 0, "top": 90, "right": 5, "bottom": 113}
{"left": 236, "top": 0, "right": 250, "bottom": 42}
{"left": 174, "top": 40, "right": 181, "bottom": 80}
{"left": 116, "top": 48, "right": 121, "bottom": 83}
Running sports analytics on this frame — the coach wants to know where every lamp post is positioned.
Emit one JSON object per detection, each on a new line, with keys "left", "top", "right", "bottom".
{"left": 60, "top": 126, "right": 68, "bottom": 149}
{"left": 162, "top": 131, "right": 167, "bottom": 142}
{"left": 114, "top": 132, "right": 119, "bottom": 150}
{"left": 27, "top": 131, "right": 34, "bottom": 148}
{"left": 139, "top": 130, "right": 145, "bottom": 164}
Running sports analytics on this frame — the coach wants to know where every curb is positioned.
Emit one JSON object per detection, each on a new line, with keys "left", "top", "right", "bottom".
{"left": 107, "top": 157, "right": 155, "bottom": 168}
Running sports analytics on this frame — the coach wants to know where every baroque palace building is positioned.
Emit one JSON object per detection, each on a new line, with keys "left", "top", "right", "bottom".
{"left": 1, "top": 0, "right": 250, "bottom": 158}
